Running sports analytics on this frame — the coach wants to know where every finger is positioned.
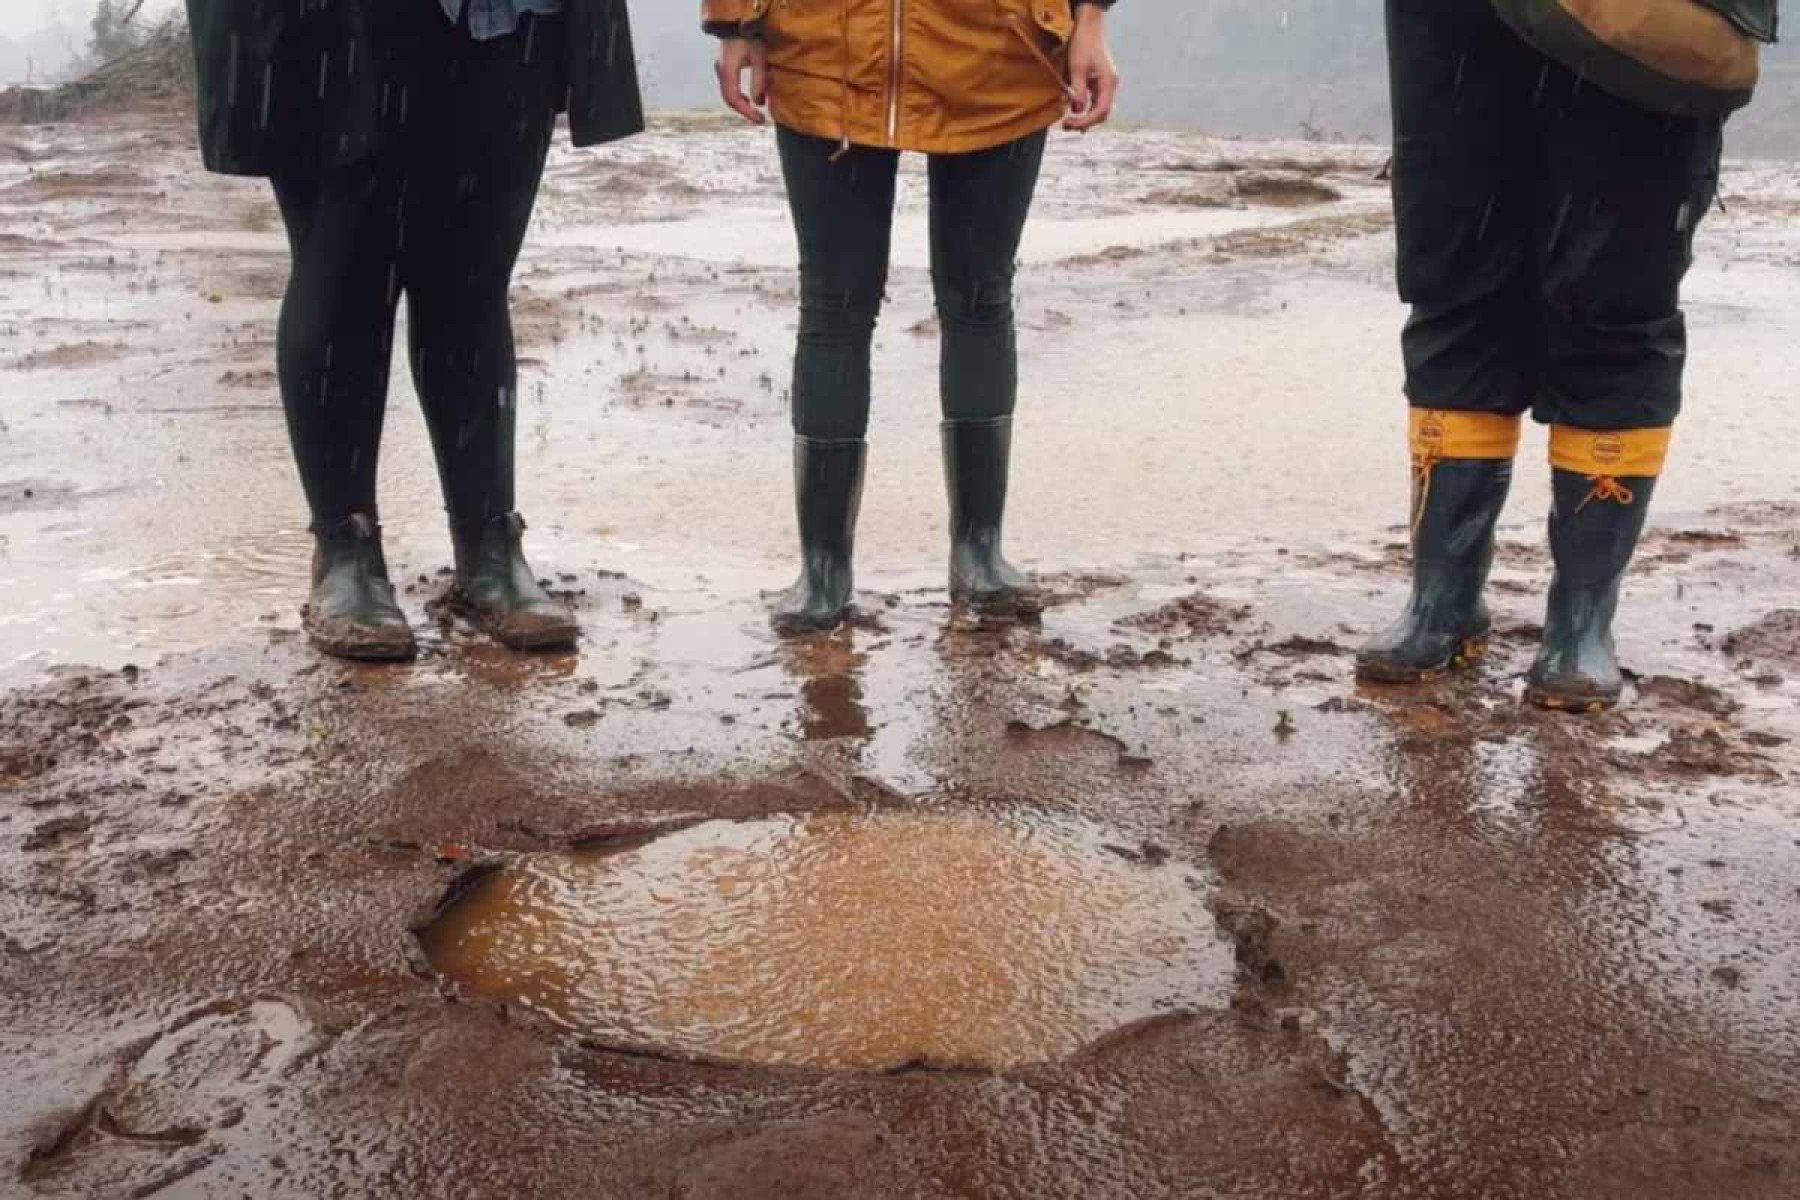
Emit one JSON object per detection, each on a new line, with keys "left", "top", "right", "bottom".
{"left": 719, "top": 61, "right": 763, "bottom": 124}
{"left": 1090, "top": 69, "right": 1120, "bottom": 126}
{"left": 1065, "top": 74, "right": 1101, "bottom": 130}
{"left": 1067, "top": 67, "right": 1116, "bottom": 131}
{"left": 1062, "top": 61, "right": 1092, "bottom": 130}
{"left": 1068, "top": 62, "right": 1091, "bottom": 115}
{"left": 751, "top": 54, "right": 769, "bottom": 108}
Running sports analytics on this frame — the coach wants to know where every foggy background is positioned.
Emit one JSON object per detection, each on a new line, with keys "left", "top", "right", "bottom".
{"left": 3, "top": 0, "right": 1797, "bottom": 152}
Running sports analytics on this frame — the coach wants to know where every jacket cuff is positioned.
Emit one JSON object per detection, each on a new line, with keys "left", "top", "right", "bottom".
{"left": 701, "top": 0, "right": 769, "bottom": 34}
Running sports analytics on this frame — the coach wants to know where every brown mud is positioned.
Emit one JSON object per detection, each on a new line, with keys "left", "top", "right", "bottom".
{"left": 1, "top": 114, "right": 1797, "bottom": 1197}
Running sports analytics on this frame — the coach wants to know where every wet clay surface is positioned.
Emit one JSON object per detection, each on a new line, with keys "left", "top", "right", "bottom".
{"left": 1, "top": 114, "right": 1798, "bottom": 1197}
{"left": 5, "top": 512, "right": 1798, "bottom": 1197}
{"left": 421, "top": 811, "right": 1232, "bottom": 1071}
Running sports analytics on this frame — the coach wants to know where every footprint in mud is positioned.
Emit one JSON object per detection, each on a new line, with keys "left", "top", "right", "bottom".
{"left": 1722, "top": 609, "right": 1800, "bottom": 671}
{"left": 23, "top": 999, "right": 315, "bottom": 1195}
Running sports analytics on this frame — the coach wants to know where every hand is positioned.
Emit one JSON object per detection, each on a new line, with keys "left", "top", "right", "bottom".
{"left": 716, "top": 37, "right": 769, "bottom": 125}
{"left": 1064, "top": 6, "right": 1119, "bottom": 133}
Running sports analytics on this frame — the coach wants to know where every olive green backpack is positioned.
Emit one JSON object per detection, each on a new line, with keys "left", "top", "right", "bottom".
{"left": 1489, "top": 0, "right": 1780, "bottom": 115}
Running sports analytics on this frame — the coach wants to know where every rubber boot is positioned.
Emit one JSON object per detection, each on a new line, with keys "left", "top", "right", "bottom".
{"left": 943, "top": 416, "right": 1042, "bottom": 617}
{"left": 1526, "top": 471, "right": 1656, "bottom": 713}
{"left": 1357, "top": 459, "right": 1513, "bottom": 682}
{"left": 773, "top": 437, "right": 866, "bottom": 634}
{"left": 303, "top": 513, "right": 416, "bottom": 662}
{"left": 451, "top": 513, "right": 579, "bottom": 651}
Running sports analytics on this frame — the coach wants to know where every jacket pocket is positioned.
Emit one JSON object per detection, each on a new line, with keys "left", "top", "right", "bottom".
{"left": 1026, "top": 1, "right": 1075, "bottom": 43}
{"left": 1693, "top": 0, "right": 1779, "bottom": 43}
{"left": 993, "top": 0, "right": 1073, "bottom": 96}
{"left": 993, "top": 0, "right": 1074, "bottom": 44}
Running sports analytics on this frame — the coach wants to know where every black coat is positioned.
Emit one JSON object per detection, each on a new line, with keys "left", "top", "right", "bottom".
{"left": 186, "top": 0, "right": 644, "bottom": 178}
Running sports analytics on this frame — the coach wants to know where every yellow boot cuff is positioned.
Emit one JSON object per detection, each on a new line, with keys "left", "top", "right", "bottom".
{"left": 1409, "top": 410, "right": 1524, "bottom": 461}
{"left": 1549, "top": 425, "right": 1673, "bottom": 478}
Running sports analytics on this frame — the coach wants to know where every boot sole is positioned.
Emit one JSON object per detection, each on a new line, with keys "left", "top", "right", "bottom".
{"left": 1524, "top": 683, "right": 1618, "bottom": 715}
{"left": 489, "top": 626, "right": 580, "bottom": 652}
{"left": 771, "top": 607, "right": 850, "bottom": 636}
{"left": 303, "top": 605, "right": 417, "bottom": 662}
{"left": 952, "top": 588, "right": 1045, "bottom": 621}
{"left": 447, "top": 596, "right": 579, "bottom": 653}
{"left": 304, "top": 625, "right": 417, "bottom": 663}
{"left": 467, "top": 614, "right": 580, "bottom": 653}
{"left": 1354, "top": 635, "right": 1489, "bottom": 685}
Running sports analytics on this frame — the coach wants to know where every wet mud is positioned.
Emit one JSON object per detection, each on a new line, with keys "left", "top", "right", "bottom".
{"left": 1, "top": 114, "right": 1798, "bottom": 1197}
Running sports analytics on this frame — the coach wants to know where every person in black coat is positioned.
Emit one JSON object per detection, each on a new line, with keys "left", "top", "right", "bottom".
{"left": 185, "top": 0, "right": 643, "bottom": 660}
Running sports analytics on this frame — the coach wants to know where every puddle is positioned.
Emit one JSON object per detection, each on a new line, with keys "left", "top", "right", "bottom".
{"left": 420, "top": 810, "right": 1232, "bottom": 1071}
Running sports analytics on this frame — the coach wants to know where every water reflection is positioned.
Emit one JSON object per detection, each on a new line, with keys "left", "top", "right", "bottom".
{"left": 785, "top": 632, "right": 871, "bottom": 744}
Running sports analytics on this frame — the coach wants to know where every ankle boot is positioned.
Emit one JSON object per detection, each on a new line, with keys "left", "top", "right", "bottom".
{"left": 943, "top": 417, "right": 1042, "bottom": 616}
{"left": 451, "top": 513, "right": 579, "bottom": 651}
{"left": 773, "top": 437, "right": 865, "bottom": 634}
{"left": 1526, "top": 471, "right": 1656, "bottom": 713}
{"left": 304, "top": 513, "right": 416, "bottom": 662}
{"left": 1357, "top": 458, "right": 1514, "bottom": 683}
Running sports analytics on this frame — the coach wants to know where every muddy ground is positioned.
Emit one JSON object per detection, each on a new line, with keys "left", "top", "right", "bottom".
{"left": 2, "top": 112, "right": 1798, "bottom": 1198}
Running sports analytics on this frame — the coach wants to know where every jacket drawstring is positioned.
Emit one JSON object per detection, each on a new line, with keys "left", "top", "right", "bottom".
{"left": 1003, "top": 12, "right": 1078, "bottom": 101}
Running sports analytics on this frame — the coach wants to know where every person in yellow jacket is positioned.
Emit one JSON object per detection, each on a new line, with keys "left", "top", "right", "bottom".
{"left": 702, "top": 0, "right": 1121, "bottom": 631}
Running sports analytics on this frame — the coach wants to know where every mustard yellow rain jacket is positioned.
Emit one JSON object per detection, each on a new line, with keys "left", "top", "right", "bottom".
{"left": 702, "top": 0, "right": 1116, "bottom": 155}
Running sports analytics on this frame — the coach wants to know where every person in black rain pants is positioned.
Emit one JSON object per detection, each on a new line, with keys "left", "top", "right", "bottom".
{"left": 185, "top": 0, "right": 643, "bottom": 659}
{"left": 1357, "top": 0, "right": 1726, "bottom": 711}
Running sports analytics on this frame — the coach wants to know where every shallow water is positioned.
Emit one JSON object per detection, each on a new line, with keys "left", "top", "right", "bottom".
{"left": 422, "top": 810, "right": 1233, "bottom": 1071}
{"left": 1, "top": 123, "right": 1795, "bottom": 678}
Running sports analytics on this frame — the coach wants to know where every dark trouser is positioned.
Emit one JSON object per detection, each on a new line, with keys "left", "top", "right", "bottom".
{"left": 1387, "top": 0, "right": 1722, "bottom": 432}
{"left": 271, "top": 3, "right": 562, "bottom": 533}
{"left": 775, "top": 127, "right": 1048, "bottom": 441}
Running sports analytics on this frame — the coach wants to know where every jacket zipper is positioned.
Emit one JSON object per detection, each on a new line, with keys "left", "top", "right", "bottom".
{"left": 887, "top": 0, "right": 906, "bottom": 143}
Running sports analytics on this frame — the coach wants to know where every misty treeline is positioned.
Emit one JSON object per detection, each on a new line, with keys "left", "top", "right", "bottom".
{"left": 7, "top": 0, "right": 1798, "bottom": 155}
{"left": 91, "top": 1, "right": 150, "bottom": 65}
{"left": 632, "top": 0, "right": 1796, "bottom": 153}
{"left": 631, "top": 1, "right": 1382, "bottom": 141}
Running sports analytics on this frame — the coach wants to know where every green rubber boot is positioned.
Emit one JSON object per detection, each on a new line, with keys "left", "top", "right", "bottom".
{"left": 451, "top": 513, "right": 579, "bottom": 651}
{"left": 773, "top": 437, "right": 866, "bottom": 634}
{"left": 1526, "top": 471, "right": 1656, "bottom": 713}
{"left": 943, "top": 417, "right": 1042, "bottom": 617}
{"left": 1357, "top": 459, "right": 1513, "bottom": 682}
{"left": 304, "top": 513, "right": 416, "bottom": 662}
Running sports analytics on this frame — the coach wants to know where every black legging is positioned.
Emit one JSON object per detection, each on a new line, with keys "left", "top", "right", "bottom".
{"left": 272, "top": 3, "right": 562, "bottom": 533}
{"left": 776, "top": 127, "right": 1049, "bottom": 442}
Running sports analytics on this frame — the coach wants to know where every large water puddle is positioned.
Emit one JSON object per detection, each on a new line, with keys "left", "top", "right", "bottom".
{"left": 420, "top": 810, "right": 1233, "bottom": 1071}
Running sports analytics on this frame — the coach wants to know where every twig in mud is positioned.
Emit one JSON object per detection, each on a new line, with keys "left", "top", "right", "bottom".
{"left": 1557, "top": 808, "right": 1688, "bottom": 839}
